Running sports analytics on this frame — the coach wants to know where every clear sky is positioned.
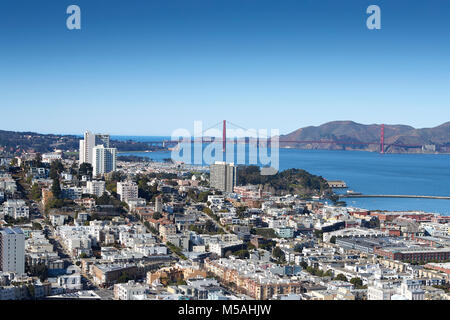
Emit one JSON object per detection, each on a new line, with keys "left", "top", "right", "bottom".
{"left": 0, "top": 0, "right": 449, "bottom": 135}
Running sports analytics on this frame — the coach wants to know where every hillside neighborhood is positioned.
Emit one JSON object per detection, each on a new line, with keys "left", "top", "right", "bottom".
{"left": 1, "top": 132, "right": 450, "bottom": 300}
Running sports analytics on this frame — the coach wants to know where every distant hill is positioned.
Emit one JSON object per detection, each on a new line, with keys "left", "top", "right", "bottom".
{"left": 0, "top": 130, "right": 163, "bottom": 155}
{"left": 279, "top": 121, "right": 450, "bottom": 153}
{"left": 2, "top": 121, "right": 450, "bottom": 155}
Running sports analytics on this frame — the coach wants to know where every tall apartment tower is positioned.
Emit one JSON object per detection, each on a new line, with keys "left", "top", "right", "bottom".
{"left": 155, "top": 195, "right": 163, "bottom": 213}
{"left": 117, "top": 181, "right": 139, "bottom": 202}
{"left": 95, "top": 134, "right": 110, "bottom": 148}
{"left": 92, "top": 145, "right": 117, "bottom": 176}
{"left": 210, "top": 161, "right": 237, "bottom": 193}
{"left": 79, "top": 131, "right": 111, "bottom": 165}
{"left": 0, "top": 228, "right": 25, "bottom": 275}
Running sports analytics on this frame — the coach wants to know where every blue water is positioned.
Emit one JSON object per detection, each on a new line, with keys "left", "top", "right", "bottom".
{"left": 115, "top": 136, "right": 450, "bottom": 214}
{"left": 113, "top": 136, "right": 169, "bottom": 142}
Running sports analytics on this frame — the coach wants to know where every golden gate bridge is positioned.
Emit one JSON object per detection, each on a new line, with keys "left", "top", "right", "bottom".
{"left": 146, "top": 121, "right": 423, "bottom": 154}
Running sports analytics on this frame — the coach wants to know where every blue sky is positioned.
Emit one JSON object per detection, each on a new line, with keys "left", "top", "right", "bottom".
{"left": 0, "top": 0, "right": 449, "bottom": 135}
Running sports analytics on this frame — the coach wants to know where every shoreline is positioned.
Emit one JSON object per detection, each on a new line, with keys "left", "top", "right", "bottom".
{"left": 118, "top": 150, "right": 169, "bottom": 154}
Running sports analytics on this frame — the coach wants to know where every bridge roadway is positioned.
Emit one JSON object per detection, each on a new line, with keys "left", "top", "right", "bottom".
{"left": 340, "top": 194, "right": 450, "bottom": 200}
{"left": 141, "top": 138, "right": 422, "bottom": 149}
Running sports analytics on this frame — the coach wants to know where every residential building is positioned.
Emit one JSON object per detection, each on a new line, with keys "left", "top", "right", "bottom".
{"left": 155, "top": 195, "right": 163, "bottom": 213}
{"left": 0, "top": 228, "right": 25, "bottom": 274}
{"left": 86, "top": 180, "right": 106, "bottom": 197}
{"left": 210, "top": 161, "right": 237, "bottom": 193}
{"left": 117, "top": 181, "right": 138, "bottom": 202}
{"left": 79, "top": 131, "right": 111, "bottom": 165}
{"left": 114, "top": 280, "right": 148, "bottom": 300}
{"left": 160, "top": 224, "right": 177, "bottom": 241}
{"left": 42, "top": 152, "right": 62, "bottom": 163}
{"left": 92, "top": 145, "right": 117, "bottom": 176}
{"left": 1, "top": 200, "right": 29, "bottom": 219}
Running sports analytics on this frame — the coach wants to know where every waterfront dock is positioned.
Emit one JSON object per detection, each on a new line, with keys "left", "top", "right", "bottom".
{"left": 340, "top": 194, "right": 450, "bottom": 200}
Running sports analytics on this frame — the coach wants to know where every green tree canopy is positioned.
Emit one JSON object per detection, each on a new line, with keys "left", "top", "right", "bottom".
{"left": 31, "top": 183, "right": 41, "bottom": 201}
{"left": 335, "top": 274, "right": 348, "bottom": 282}
{"left": 78, "top": 163, "right": 93, "bottom": 178}
{"left": 51, "top": 178, "right": 61, "bottom": 199}
{"left": 152, "top": 211, "right": 162, "bottom": 220}
{"left": 350, "top": 277, "right": 363, "bottom": 288}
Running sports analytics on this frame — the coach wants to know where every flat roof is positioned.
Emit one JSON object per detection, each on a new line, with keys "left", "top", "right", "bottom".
{"left": 0, "top": 227, "right": 24, "bottom": 235}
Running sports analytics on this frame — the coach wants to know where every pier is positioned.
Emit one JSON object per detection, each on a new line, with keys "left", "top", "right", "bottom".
{"left": 339, "top": 194, "right": 450, "bottom": 200}
{"left": 327, "top": 180, "right": 347, "bottom": 188}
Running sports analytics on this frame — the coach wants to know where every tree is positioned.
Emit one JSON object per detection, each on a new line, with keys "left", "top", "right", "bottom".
{"left": 78, "top": 163, "right": 93, "bottom": 178}
{"left": 236, "top": 206, "right": 248, "bottom": 219}
{"left": 202, "top": 207, "right": 213, "bottom": 215}
{"left": 152, "top": 211, "right": 162, "bottom": 220}
{"left": 330, "top": 236, "right": 337, "bottom": 244}
{"left": 335, "top": 274, "right": 348, "bottom": 282}
{"left": 96, "top": 192, "right": 112, "bottom": 205}
{"left": 236, "top": 166, "right": 332, "bottom": 197}
{"left": 32, "top": 153, "right": 43, "bottom": 167}
{"left": 32, "top": 222, "right": 42, "bottom": 230}
{"left": 26, "top": 263, "right": 48, "bottom": 282}
{"left": 70, "top": 162, "right": 78, "bottom": 175}
{"left": 204, "top": 220, "right": 216, "bottom": 233}
{"left": 31, "top": 183, "right": 41, "bottom": 201}
{"left": 135, "top": 174, "right": 160, "bottom": 201}
{"left": 107, "top": 171, "right": 127, "bottom": 185}
{"left": 272, "top": 247, "right": 286, "bottom": 263}
{"left": 294, "top": 243, "right": 304, "bottom": 253}
{"left": 10, "top": 158, "right": 18, "bottom": 167}
{"left": 45, "top": 198, "right": 65, "bottom": 211}
{"left": 197, "top": 191, "right": 211, "bottom": 203}
{"left": 51, "top": 178, "right": 61, "bottom": 199}
{"left": 255, "top": 228, "right": 277, "bottom": 239}
{"left": 117, "top": 272, "right": 132, "bottom": 283}
{"left": 314, "top": 229, "right": 323, "bottom": 240}
{"left": 233, "top": 249, "right": 249, "bottom": 259}
{"left": 368, "top": 218, "right": 380, "bottom": 228}
{"left": 350, "top": 277, "right": 363, "bottom": 288}
{"left": 306, "top": 266, "right": 316, "bottom": 275}
{"left": 166, "top": 242, "right": 187, "bottom": 260}
{"left": 49, "top": 160, "right": 64, "bottom": 180}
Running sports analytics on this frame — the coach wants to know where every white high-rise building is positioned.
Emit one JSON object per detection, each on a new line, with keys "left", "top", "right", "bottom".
{"left": 85, "top": 180, "right": 106, "bottom": 197}
{"left": 79, "top": 131, "right": 111, "bottom": 165}
{"left": 155, "top": 195, "right": 163, "bottom": 213}
{"left": 0, "top": 228, "right": 25, "bottom": 275}
{"left": 117, "top": 181, "right": 139, "bottom": 202}
{"left": 92, "top": 145, "right": 117, "bottom": 176}
{"left": 210, "top": 161, "right": 237, "bottom": 193}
